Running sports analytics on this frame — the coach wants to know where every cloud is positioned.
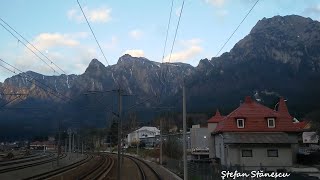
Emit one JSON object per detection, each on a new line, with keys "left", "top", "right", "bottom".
{"left": 30, "top": 33, "right": 81, "bottom": 51}
{"left": 105, "top": 36, "right": 118, "bottom": 49}
{"left": 204, "top": 0, "right": 226, "bottom": 7}
{"left": 303, "top": 4, "right": 320, "bottom": 21}
{"left": 123, "top": 49, "right": 145, "bottom": 57}
{"left": 7, "top": 32, "right": 98, "bottom": 76}
{"left": 67, "top": 6, "right": 112, "bottom": 23}
{"left": 164, "top": 38, "right": 203, "bottom": 62}
{"left": 181, "top": 38, "right": 203, "bottom": 46}
{"left": 129, "top": 29, "right": 143, "bottom": 40}
{"left": 216, "top": 9, "right": 229, "bottom": 17}
{"left": 304, "top": 4, "right": 320, "bottom": 14}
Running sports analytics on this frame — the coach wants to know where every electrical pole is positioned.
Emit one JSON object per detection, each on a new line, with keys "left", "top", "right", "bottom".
{"left": 68, "top": 129, "right": 72, "bottom": 159}
{"left": 117, "top": 89, "right": 122, "bottom": 180}
{"left": 84, "top": 89, "right": 133, "bottom": 180}
{"left": 72, "top": 132, "right": 75, "bottom": 154}
{"left": 77, "top": 135, "right": 80, "bottom": 158}
{"left": 57, "top": 119, "right": 61, "bottom": 166}
{"left": 136, "top": 130, "right": 139, "bottom": 156}
{"left": 183, "top": 83, "right": 188, "bottom": 180}
{"left": 152, "top": 107, "right": 175, "bottom": 165}
{"left": 82, "top": 141, "right": 84, "bottom": 155}
{"left": 160, "top": 118, "right": 163, "bottom": 165}
{"left": 65, "top": 138, "right": 67, "bottom": 154}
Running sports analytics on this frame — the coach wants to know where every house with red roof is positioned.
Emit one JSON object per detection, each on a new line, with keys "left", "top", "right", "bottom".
{"left": 207, "top": 96, "right": 303, "bottom": 171}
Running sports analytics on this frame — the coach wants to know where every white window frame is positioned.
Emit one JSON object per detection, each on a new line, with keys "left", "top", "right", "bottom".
{"left": 237, "top": 119, "right": 245, "bottom": 128}
{"left": 267, "top": 118, "right": 275, "bottom": 128}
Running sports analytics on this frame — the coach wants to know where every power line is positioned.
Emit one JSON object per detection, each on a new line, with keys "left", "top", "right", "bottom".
{"left": 126, "top": 0, "right": 186, "bottom": 112}
{"left": 0, "top": 95, "right": 23, "bottom": 109}
{"left": 208, "top": 0, "right": 260, "bottom": 68}
{"left": 161, "top": 0, "right": 174, "bottom": 64}
{"left": 0, "top": 58, "right": 72, "bottom": 102}
{"left": 167, "top": 0, "right": 185, "bottom": 64}
{"left": 162, "top": 0, "right": 185, "bottom": 87}
{"left": 0, "top": 22, "right": 58, "bottom": 74}
{"left": 77, "top": 0, "right": 122, "bottom": 89}
{"left": 0, "top": 18, "right": 67, "bottom": 75}
{"left": 77, "top": 0, "right": 110, "bottom": 66}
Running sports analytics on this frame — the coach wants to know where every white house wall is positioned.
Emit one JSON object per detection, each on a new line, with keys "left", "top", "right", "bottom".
{"left": 227, "top": 145, "right": 293, "bottom": 170}
{"left": 214, "top": 135, "right": 225, "bottom": 166}
{"left": 208, "top": 123, "right": 217, "bottom": 158}
{"left": 190, "top": 127, "right": 208, "bottom": 150}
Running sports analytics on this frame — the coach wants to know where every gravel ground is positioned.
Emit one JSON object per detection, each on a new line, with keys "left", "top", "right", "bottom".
{"left": 124, "top": 154, "right": 182, "bottom": 180}
{"left": 103, "top": 154, "right": 117, "bottom": 180}
{"left": 119, "top": 156, "right": 141, "bottom": 180}
{"left": 0, "top": 153, "right": 85, "bottom": 180}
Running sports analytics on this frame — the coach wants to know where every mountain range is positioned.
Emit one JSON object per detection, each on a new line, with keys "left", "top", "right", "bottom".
{"left": 1, "top": 15, "right": 320, "bottom": 139}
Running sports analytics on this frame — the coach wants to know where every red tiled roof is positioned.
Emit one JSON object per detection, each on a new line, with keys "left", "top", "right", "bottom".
{"left": 277, "top": 97, "right": 291, "bottom": 118}
{"left": 207, "top": 109, "right": 225, "bottom": 123}
{"left": 293, "top": 120, "right": 310, "bottom": 130}
{"left": 214, "top": 96, "right": 302, "bottom": 133}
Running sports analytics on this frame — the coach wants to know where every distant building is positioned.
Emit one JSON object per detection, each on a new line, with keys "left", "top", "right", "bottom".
{"left": 294, "top": 120, "right": 320, "bottom": 154}
{"left": 208, "top": 96, "right": 303, "bottom": 171}
{"left": 30, "top": 141, "right": 55, "bottom": 150}
{"left": 127, "top": 126, "right": 160, "bottom": 147}
{"left": 190, "top": 124, "right": 209, "bottom": 160}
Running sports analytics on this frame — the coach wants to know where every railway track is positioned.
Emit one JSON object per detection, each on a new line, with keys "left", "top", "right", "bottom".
{"left": 78, "top": 154, "right": 114, "bottom": 180}
{"left": 22, "top": 154, "right": 92, "bottom": 180}
{"left": 24, "top": 153, "right": 115, "bottom": 180}
{"left": 125, "top": 155, "right": 162, "bottom": 180}
{"left": 0, "top": 153, "right": 66, "bottom": 174}
{"left": 0, "top": 153, "right": 40, "bottom": 163}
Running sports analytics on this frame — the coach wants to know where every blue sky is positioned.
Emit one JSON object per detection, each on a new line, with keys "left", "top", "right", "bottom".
{"left": 1, "top": 0, "right": 320, "bottom": 82}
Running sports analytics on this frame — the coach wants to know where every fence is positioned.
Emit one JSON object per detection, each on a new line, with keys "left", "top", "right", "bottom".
{"left": 164, "top": 158, "right": 221, "bottom": 180}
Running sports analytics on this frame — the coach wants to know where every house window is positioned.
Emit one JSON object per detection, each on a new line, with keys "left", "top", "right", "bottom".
{"left": 242, "top": 149, "right": 252, "bottom": 157}
{"left": 267, "top": 149, "right": 278, "bottom": 157}
{"left": 237, "top": 119, "right": 245, "bottom": 128}
{"left": 267, "top": 118, "right": 275, "bottom": 128}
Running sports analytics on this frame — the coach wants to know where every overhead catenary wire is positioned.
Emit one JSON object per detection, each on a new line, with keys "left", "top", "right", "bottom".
{"left": 0, "top": 18, "right": 67, "bottom": 75}
{"left": 167, "top": 0, "right": 185, "bottom": 64}
{"left": 161, "top": 0, "right": 175, "bottom": 64}
{"left": 156, "top": 0, "right": 175, "bottom": 101}
{"left": 0, "top": 58, "right": 72, "bottom": 102}
{"left": 77, "top": 0, "right": 122, "bottom": 89}
{"left": 125, "top": 0, "right": 185, "bottom": 112}
{"left": 0, "top": 22, "right": 58, "bottom": 75}
{"left": 207, "top": 0, "right": 260, "bottom": 68}
{"left": 0, "top": 95, "right": 23, "bottom": 109}
{"left": 161, "top": 0, "right": 185, "bottom": 89}
{"left": 77, "top": 0, "right": 110, "bottom": 66}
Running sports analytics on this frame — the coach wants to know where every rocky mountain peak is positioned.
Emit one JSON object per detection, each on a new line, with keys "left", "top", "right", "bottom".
{"left": 85, "top": 58, "right": 106, "bottom": 75}
{"left": 88, "top": 58, "right": 105, "bottom": 68}
{"left": 117, "top": 54, "right": 152, "bottom": 65}
{"left": 250, "top": 15, "right": 317, "bottom": 37}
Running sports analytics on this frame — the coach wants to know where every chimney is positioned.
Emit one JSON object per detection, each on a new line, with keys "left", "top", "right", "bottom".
{"left": 277, "top": 97, "right": 291, "bottom": 117}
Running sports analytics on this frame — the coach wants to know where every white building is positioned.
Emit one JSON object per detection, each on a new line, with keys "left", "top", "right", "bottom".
{"left": 127, "top": 126, "right": 160, "bottom": 146}
{"left": 190, "top": 124, "right": 209, "bottom": 160}
{"left": 190, "top": 124, "right": 208, "bottom": 151}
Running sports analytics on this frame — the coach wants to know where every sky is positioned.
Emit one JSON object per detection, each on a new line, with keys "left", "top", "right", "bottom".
{"left": 0, "top": 0, "right": 320, "bottom": 82}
